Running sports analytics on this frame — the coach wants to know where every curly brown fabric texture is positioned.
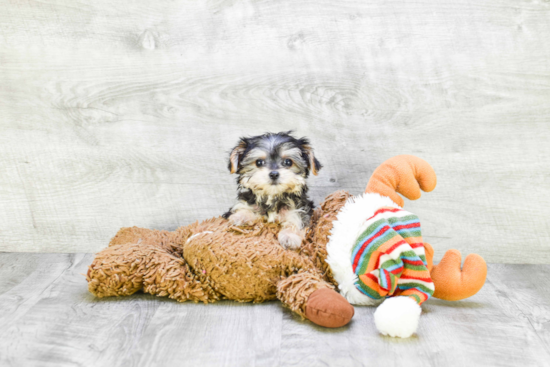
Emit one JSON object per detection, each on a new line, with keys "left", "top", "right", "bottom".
{"left": 184, "top": 218, "right": 321, "bottom": 303}
{"left": 109, "top": 224, "right": 196, "bottom": 257}
{"left": 87, "top": 242, "right": 219, "bottom": 303}
{"left": 87, "top": 216, "right": 328, "bottom": 308}
{"left": 276, "top": 272, "right": 333, "bottom": 317}
{"left": 302, "top": 190, "right": 351, "bottom": 285}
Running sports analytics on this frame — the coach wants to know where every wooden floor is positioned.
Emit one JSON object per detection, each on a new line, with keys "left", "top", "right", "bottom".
{"left": 0, "top": 253, "right": 548, "bottom": 367}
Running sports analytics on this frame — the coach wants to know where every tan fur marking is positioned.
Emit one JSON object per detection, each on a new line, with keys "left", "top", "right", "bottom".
{"left": 229, "top": 140, "right": 247, "bottom": 174}
{"left": 303, "top": 144, "right": 318, "bottom": 175}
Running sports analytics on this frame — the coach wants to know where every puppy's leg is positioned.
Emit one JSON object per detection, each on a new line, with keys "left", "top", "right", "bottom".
{"left": 278, "top": 208, "right": 306, "bottom": 250}
{"left": 226, "top": 202, "right": 260, "bottom": 226}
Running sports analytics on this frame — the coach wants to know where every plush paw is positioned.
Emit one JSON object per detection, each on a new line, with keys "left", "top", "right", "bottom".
{"left": 228, "top": 210, "right": 257, "bottom": 226}
{"left": 305, "top": 288, "right": 355, "bottom": 328}
{"left": 278, "top": 228, "right": 303, "bottom": 250}
{"left": 374, "top": 297, "right": 421, "bottom": 338}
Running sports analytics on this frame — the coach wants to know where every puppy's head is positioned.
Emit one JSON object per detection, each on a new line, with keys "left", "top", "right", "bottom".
{"left": 228, "top": 131, "right": 322, "bottom": 197}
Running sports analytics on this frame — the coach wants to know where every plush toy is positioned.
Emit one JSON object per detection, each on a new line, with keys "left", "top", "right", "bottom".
{"left": 87, "top": 155, "right": 487, "bottom": 337}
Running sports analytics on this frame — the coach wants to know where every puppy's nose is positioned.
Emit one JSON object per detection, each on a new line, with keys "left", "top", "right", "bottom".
{"left": 269, "top": 171, "right": 280, "bottom": 180}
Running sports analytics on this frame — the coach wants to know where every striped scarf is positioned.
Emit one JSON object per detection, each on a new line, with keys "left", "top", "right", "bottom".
{"left": 352, "top": 207, "right": 434, "bottom": 305}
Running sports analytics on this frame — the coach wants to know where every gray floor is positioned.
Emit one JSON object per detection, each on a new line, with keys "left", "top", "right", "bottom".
{"left": 0, "top": 253, "right": 548, "bottom": 367}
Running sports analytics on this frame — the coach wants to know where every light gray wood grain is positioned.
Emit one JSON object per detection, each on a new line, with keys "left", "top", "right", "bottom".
{"left": 0, "top": 253, "right": 549, "bottom": 367}
{"left": 0, "top": 0, "right": 549, "bottom": 262}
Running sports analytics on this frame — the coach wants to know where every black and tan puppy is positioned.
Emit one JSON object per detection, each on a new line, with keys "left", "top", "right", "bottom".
{"left": 223, "top": 131, "right": 322, "bottom": 249}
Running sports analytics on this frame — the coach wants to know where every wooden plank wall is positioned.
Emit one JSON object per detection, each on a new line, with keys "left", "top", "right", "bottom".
{"left": 0, "top": 0, "right": 549, "bottom": 262}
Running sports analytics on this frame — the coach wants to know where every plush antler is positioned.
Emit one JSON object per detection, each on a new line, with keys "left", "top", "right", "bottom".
{"left": 430, "top": 248, "right": 487, "bottom": 301}
{"left": 365, "top": 155, "right": 437, "bottom": 207}
{"left": 423, "top": 243, "right": 487, "bottom": 301}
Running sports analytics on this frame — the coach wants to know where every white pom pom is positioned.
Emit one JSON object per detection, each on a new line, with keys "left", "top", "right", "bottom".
{"left": 374, "top": 297, "right": 421, "bottom": 338}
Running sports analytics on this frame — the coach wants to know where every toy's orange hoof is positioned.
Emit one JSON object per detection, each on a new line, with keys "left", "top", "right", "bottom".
{"left": 305, "top": 288, "right": 354, "bottom": 328}
{"left": 431, "top": 249, "right": 487, "bottom": 301}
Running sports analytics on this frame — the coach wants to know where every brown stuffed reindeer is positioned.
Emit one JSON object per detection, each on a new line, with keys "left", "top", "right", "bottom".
{"left": 87, "top": 155, "right": 486, "bottom": 337}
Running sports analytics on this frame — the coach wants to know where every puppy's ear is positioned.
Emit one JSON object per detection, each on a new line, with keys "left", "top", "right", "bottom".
{"left": 228, "top": 139, "right": 247, "bottom": 174}
{"left": 302, "top": 145, "right": 322, "bottom": 176}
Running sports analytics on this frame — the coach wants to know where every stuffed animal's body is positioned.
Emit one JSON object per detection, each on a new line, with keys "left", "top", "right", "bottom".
{"left": 88, "top": 216, "right": 349, "bottom": 326}
{"left": 87, "top": 155, "right": 487, "bottom": 337}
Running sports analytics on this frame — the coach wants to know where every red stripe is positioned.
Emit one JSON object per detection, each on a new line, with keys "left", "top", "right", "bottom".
{"left": 390, "top": 266, "right": 404, "bottom": 274}
{"left": 384, "top": 240, "right": 408, "bottom": 255}
{"left": 366, "top": 273, "right": 378, "bottom": 282}
{"left": 384, "top": 270, "right": 392, "bottom": 291}
{"left": 366, "top": 207, "right": 402, "bottom": 221}
{"left": 393, "top": 223, "right": 420, "bottom": 231}
{"left": 400, "top": 275, "right": 433, "bottom": 282}
{"left": 403, "top": 259, "right": 424, "bottom": 266}
{"left": 409, "top": 243, "right": 424, "bottom": 248}
{"left": 352, "top": 225, "right": 392, "bottom": 270}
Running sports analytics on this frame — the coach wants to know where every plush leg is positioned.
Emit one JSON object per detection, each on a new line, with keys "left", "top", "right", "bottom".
{"left": 276, "top": 272, "right": 354, "bottom": 328}
{"left": 87, "top": 243, "right": 219, "bottom": 303}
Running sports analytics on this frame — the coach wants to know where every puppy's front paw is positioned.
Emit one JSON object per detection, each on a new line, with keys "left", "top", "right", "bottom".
{"left": 278, "top": 228, "right": 303, "bottom": 250}
{"left": 228, "top": 211, "right": 257, "bottom": 226}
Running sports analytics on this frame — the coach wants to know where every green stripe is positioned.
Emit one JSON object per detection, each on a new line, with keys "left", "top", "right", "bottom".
{"left": 408, "top": 294, "right": 422, "bottom": 303}
{"left": 403, "top": 264, "right": 428, "bottom": 271}
{"left": 355, "top": 279, "right": 383, "bottom": 299}
{"left": 355, "top": 219, "right": 387, "bottom": 243}
{"left": 379, "top": 258, "right": 397, "bottom": 269}
{"left": 400, "top": 229, "right": 422, "bottom": 238}
{"left": 400, "top": 250, "right": 418, "bottom": 257}
{"left": 387, "top": 214, "right": 418, "bottom": 225}
{"left": 400, "top": 283, "right": 434, "bottom": 295}
{"left": 355, "top": 230, "right": 399, "bottom": 275}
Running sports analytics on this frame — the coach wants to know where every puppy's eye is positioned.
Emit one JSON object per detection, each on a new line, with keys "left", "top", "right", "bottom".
{"left": 283, "top": 159, "right": 293, "bottom": 167}
{"left": 256, "top": 159, "right": 265, "bottom": 167}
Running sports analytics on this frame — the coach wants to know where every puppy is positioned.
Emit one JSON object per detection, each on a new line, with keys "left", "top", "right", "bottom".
{"left": 222, "top": 131, "right": 322, "bottom": 249}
